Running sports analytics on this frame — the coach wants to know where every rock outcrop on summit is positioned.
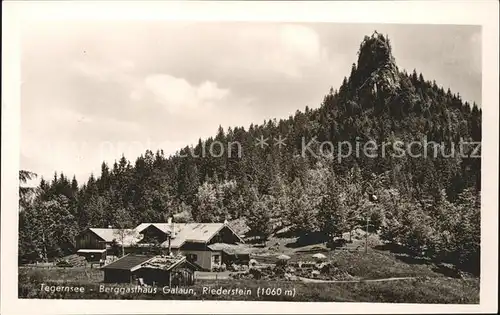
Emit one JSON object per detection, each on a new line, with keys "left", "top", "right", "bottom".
{"left": 356, "top": 32, "right": 400, "bottom": 95}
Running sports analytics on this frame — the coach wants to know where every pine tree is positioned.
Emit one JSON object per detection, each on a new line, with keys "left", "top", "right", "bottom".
{"left": 19, "top": 170, "right": 37, "bottom": 211}
{"left": 318, "top": 171, "right": 346, "bottom": 242}
{"left": 246, "top": 189, "right": 273, "bottom": 241}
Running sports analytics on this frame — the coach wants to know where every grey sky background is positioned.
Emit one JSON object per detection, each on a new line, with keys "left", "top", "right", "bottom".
{"left": 20, "top": 22, "right": 481, "bottom": 184}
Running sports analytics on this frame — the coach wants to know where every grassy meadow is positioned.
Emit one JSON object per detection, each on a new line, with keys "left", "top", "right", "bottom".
{"left": 19, "top": 247, "right": 479, "bottom": 303}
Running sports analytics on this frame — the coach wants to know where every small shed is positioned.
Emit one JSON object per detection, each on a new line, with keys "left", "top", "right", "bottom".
{"left": 207, "top": 243, "right": 251, "bottom": 265}
{"left": 102, "top": 254, "right": 199, "bottom": 286}
{"left": 102, "top": 254, "right": 153, "bottom": 283}
{"left": 138, "top": 256, "right": 199, "bottom": 286}
{"left": 76, "top": 249, "right": 107, "bottom": 262}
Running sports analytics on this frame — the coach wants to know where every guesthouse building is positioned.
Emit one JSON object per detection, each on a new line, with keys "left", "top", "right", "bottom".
{"left": 77, "top": 218, "right": 248, "bottom": 270}
{"left": 135, "top": 219, "right": 246, "bottom": 271}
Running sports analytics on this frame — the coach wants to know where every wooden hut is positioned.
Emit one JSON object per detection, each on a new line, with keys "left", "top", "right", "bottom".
{"left": 102, "top": 254, "right": 199, "bottom": 286}
{"left": 207, "top": 243, "right": 251, "bottom": 266}
{"left": 76, "top": 249, "right": 107, "bottom": 262}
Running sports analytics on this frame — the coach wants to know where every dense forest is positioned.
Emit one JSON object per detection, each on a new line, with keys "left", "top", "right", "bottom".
{"left": 19, "top": 33, "right": 481, "bottom": 273}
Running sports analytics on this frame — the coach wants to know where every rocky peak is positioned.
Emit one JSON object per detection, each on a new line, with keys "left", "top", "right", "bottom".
{"left": 357, "top": 32, "right": 396, "bottom": 73}
{"left": 355, "top": 32, "right": 400, "bottom": 96}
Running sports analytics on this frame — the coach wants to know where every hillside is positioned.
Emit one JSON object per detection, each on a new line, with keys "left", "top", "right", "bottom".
{"left": 19, "top": 32, "right": 481, "bottom": 274}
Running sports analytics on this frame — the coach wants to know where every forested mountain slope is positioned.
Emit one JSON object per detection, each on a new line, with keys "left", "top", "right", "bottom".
{"left": 19, "top": 32, "right": 481, "bottom": 273}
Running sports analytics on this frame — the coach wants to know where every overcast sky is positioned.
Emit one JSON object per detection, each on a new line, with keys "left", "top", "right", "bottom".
{"left": 20, "top": 22, "right": 481, "bottom": 185}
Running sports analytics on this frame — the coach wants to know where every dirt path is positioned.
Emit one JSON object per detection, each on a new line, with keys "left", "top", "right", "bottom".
{"left": 297, "top": 276, "right": 417, "bottom": 283}
{"left": 195, "top": 271, "right": 231, "bottom": 280}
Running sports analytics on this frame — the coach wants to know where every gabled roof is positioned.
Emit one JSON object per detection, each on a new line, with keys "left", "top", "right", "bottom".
{"left": 102, "top": 254, "right": 200, "bottom": 272}
{"left": 136, "top": 223, "right": 244, "bottom": 249}
{"left": 169, "top": 223, "right": 226, "bottom": 247}
{"left": 144, "top": 223, "right": 172, "bottom": 234}
{"left": 102, "top": 254, "right": 153, "bottom": 271}
{"left": 88, "top": 228, "right": 119, "bottom": 242}
{"left": 136, "top": 224, "right": 171, "bottom": 237}
{"left": 88, "top": 228, "right": 140, "bottom": 245}
{"left": 135, "top": 223, "right": 158, "bottom": 233}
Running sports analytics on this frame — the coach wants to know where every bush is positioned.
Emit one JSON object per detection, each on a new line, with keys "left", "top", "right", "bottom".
{"left": 249, "top": 268, "right": 263, "bottom": 280}
{"left": 274, "top": 265, "right": 286, "bottom": 277}
{"left": 56, "top": 260, "right": 73, "bottom": 268}
{"left": 19, "top": 268, "right": 46, "bottom": 284}
{"left": 275, "top": 259, "right": 288, "bottom": 267}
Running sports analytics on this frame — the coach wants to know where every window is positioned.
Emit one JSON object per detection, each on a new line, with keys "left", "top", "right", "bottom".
{"left": 212, "top": 254, "right": 220, "bottom": 265}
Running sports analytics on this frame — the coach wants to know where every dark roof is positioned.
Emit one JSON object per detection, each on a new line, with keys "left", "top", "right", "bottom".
{"left": 101, "top": 254, "right": 153, "bottom": 270}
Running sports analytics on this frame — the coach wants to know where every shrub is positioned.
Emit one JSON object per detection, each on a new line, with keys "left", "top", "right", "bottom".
{"left": 249, "top": 268, "right": 262, "bottom": 280}
{"left": 56, "top": 260, "right": 73, "bottom": 268}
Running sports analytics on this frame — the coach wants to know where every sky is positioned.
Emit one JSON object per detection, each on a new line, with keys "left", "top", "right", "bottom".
{"left": 20, "top": 22, "right": 481, "bottom": 185}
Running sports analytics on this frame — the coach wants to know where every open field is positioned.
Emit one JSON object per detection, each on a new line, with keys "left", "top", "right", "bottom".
{"left": 250, "top": 231, "right": 473, "bottom": 280}
{"left": 18, "top": 267, "right": 479, "bottom": 303}
{"left": 18, "top": 228, "right": 478, "bottom": 303}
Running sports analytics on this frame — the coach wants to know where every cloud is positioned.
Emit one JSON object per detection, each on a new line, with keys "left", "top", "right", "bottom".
{"left": 216, "top": 24, "right": 326, "bottom": 78}
{"left": 21, "top": 105, "right": 146, "bottom": 182}
{"left": 280, "top": 24, "right": 322, "bottom": 61}
{"left": 71, "top": 58, "right": 136, "bottom": 83}
{"left": 131, "top": 74, "right": 230, "bottom": 114}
